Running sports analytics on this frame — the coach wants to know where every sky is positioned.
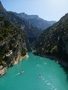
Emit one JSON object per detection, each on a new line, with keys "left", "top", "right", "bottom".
{"left": 0, "top": 0, "right": 68, "bottom": 21}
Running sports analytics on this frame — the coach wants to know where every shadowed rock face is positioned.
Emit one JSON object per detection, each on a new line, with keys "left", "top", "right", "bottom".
{"left": 36, "top": 13, "right": 68, "bottom": 67}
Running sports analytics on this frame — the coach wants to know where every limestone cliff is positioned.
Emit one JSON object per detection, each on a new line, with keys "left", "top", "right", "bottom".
{"left": 0, "top": 15, "right": 26, "bottom": 76}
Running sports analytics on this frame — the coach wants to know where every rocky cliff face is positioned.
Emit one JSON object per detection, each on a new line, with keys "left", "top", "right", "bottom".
{"left": 0, "top": 1, "right": 6, "bottom": 12}
{"left": 36, "top": 13, "right": 68, "bottom": 67}
{"left": 0, "top": 15, "right": 26, "bottom": 76}
{"left": 0, "top": 1, "right": 42, "bottom": 51}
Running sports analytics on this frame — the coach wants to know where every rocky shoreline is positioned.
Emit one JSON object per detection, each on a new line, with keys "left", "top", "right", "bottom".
{"left": 14, "top": 53, "right": 29, "bottom": 65}
{"left": 43, "top": 55, "right": 68, "bottom": 67}
{"left": 0, "top": 53, "right": 29, "bottom": 76}
{"left": 34, "top": 52, "right": 68, "bottom": 75}
{"left": 0, "top": 66, "right": 7, "bottom": 76}
{"left": 34, "top": 52, "right": 68, "bottom": 68}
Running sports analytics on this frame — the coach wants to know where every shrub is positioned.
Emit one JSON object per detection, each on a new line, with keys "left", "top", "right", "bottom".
{"left": 1, "top": 61, "right": 7, "bottom": 67}
{"left": 50, "top": 45, "right": 58, "bottom": 55}
{"left": 21, "top": 47, "right": 26, "bottom": 56}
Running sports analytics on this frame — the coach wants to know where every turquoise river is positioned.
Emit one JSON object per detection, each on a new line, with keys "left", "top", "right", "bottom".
{"left": 0, "top": 52, "right": 68, "bottom": 90}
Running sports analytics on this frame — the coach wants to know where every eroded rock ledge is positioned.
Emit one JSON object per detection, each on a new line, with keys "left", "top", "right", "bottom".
{"left": 0, "top": 66, "right": 7, "bottom": 76}
{"left": 0, "top": 53, "right": 29, "bottom": 76}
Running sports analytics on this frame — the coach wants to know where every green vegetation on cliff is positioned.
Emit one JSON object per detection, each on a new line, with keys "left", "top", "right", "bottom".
{"left": 0, "top": 15, "right": 26, "bottom": 67}
{"left": 0, "top": 1, "right": 42, "bottom": 50}
{"left": 0, "top": 1, "right": 42, "bottom": 69}
{"left": 36, "top": 13, "right": 68, "bottom": 67}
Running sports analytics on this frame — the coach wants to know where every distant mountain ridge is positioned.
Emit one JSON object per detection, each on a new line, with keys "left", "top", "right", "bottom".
{"left": 15, "top": 12, "right": 56, "bottom": 30}
{"left": 0, "top": 1, "right": 42, "bottom": 51}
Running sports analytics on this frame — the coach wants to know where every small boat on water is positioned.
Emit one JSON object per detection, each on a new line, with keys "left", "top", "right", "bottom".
{"left": 20, "top": 70, "right": 24, "bottom": 74}
{"left": 18, "top": 70, "right": 24, "bottom": 75}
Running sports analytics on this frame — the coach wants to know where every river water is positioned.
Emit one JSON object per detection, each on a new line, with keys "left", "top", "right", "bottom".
{"left": 0, "top": 52, "right": 68, "bottom": 90}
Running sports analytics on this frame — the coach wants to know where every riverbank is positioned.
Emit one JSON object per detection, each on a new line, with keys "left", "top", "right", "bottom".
{"left": 20, "top": 53, "right": 29, "bottom": 61}
{"left": 34, "top": 52, "right": 68, "bottom": 68}
{"left": 0, "top": 52, "right": 68, "bottom": 90}
{"left": 0, "top": 66, "right": 7, "bottom": 76}
{"left": 43, "top": 55, "right": 68, "bottom": 68}
{"left": 14, "top": 53, "right": 29, "bottom": 65}
{"left": 0, "top": 53, "right": 29, "bottom": 76}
